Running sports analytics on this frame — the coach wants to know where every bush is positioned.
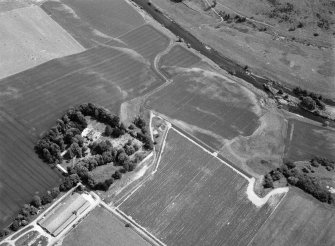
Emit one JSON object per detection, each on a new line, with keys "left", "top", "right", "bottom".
{"left": 112, "top": 170, "right": 122, "bottom": 180}
{"left": 31, "top": 195, "right": 42, "bottom": 208}
{"left": 50, "top": 187, "right": 60, "bottom": 199}
{"left": 11, "top": 220, "right": 20, "bottom": 231}
{"left": 0, "top": 229, "right": 10, "bottom": 237}
{"left": 285, "top": 161, "right": 296, "bottom": 169}
{"left": 125, "top": 145, "right": 135, "bottom": 156}
{"left": 133, "top": 116, "right": 146, "bottom": 129}
{"left": 300, "top": 96, "right": 316, "bottom": 110}
{"left": 104, "top": 125, "right": 113, "bottom": 136}
{"left": 263, "top": 174, "right": 274, "bottom": 188}
{"left": 41, "top": 193, "right": 53, "bottom": 205}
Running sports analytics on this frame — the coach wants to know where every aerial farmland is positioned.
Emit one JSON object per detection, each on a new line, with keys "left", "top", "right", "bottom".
{"left": 0, "top": 0, "right": 334, "bottom": 245}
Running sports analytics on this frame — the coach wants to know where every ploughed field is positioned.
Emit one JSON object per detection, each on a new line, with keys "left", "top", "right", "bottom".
{"left": 285, "top": 119, "right": 335, "bottom": 161}
{"left": 159, "top": 45, "right": 201, "bottom": 77}
{"left": 119, "top": 129, "right": 280, "bottom": 246}
{"left": 0, "top": 111, "right": 62, "bottom": 229}
{"left": 0, "top": 45, "right": 164, "bottom": 134}
{"left": 62, "top": 206, "right": 151, "bottom": 246}
{"left": 117, "top": 24, "right": 170, "bottom": 61}
{"left": 146, "top": 68, "right": 260, "bottom": 149}
{"left": 42, "top": 0, "right": 144, "bottom": 48}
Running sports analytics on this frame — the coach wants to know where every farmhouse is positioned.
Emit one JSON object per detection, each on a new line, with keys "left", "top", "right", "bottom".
{"left": 38, "top": 193, "right": 90, "bottom": 237}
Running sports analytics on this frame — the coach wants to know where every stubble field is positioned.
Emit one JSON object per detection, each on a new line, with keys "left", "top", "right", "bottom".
{"left": 119, "top": 129, "right": 282, "bottom": 246}
{"left": 0, "top": 5, "right": 84, "bottom": 80}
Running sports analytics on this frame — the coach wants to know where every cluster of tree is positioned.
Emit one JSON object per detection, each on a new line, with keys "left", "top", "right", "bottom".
{"left": 35, "top": 103, "right": 122, "bottom": 165}
{"left": 263, "top": 160, "right": 334, "bottom": 204}
{"left": 35, "top": 108, "right": 88, "bottom": 164}
{"left": 311, "top": 157, "right": 334, "bottom": 171}
{"left": 130, "top": 116, "right": 153, "bottom": 150}
{"left": 66, "top": 139, "right": 142, "bottom": 191}
{"left": 218, "top": 11, "right": 246, "bottom": 23}
{"left": 59, "top": 174, "right": 80, "bottom": 192}
{"left": 77, "top": 103, "right": 120, "bottom": 128}
{"left": 293, "top": 87, "right": 325, "bottom": 111}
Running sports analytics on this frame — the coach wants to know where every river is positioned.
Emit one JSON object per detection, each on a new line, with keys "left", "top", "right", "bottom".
{"left": 131, "top": 0, "right": 334, "bottom": 126}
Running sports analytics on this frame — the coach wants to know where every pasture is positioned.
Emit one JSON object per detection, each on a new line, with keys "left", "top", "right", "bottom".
{"left": 0, "top": 44, "right": 163, "bottom": 228}
{"left": 62, "top": 206, "right": 151, "bottom": 246}
{"left": 146, "top": 68, "right": 260, "bottom": 149}
{"left": 42, "top": 0, "right": 144, "bottom": 48}
{"left": 285, "top": 119, "right": 335, "bottom": 161}
{"left": 159, "top": 45, "right": 201, "bottom": 77}
{"left": 249, "top": 189, "right": 335, "bottom": 246}
{"left": 119, "top": 129, "right": 281, "bottom": 246}
{"left": 118, "top": 24, "right": 170, "bottom": 61}
{"left": 0, "top": 5, "right": 84, "bottom": 79}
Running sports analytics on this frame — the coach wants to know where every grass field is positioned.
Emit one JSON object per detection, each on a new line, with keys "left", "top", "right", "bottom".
{"left": 146, "top": 68, "right": 260, "bottom": 149}
{"left": 118, "top": 24, "right": 170, "bottom": 61}
{"left": 0, "top": 44, "right": 163, "bottom": 229}
{"left": 0, "top": 5, "right": 84, "bottom": 79}
{"left": 62, "top": 206, "right": 151, "bottom": 246}
{"left": 119, "top": 129, "right": 281, "bottom": 246}
{"left": 42, "top": 0, "right": 143, "bottom": 48}
{"left": 159, "top": 45, "right": 201, "bottom": 76}
{"left": 249, "top": 189, "right": 335, "bottom": 246}
{"left": 285, "top": 119, "right": 335, "bottom": 162}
